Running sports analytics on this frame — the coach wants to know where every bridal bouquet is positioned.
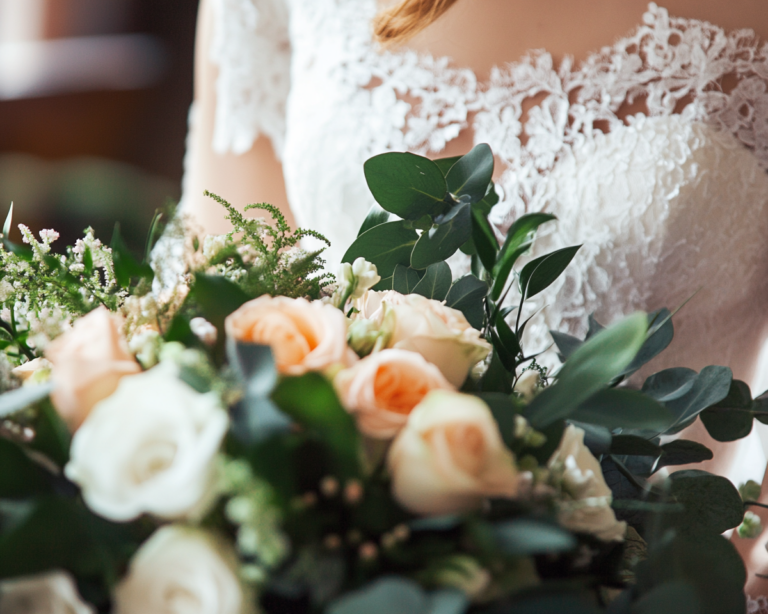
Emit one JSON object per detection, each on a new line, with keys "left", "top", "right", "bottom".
{"left": 0, "top": 145, "right": 762, "bottom": 614}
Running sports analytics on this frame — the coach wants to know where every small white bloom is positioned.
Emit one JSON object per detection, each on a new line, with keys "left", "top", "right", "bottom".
{"left": 114, "top": 525, "right": 253, "bottom": 614}
{"left": 203, "top": 234, "right": 230, "bottom": 260}
{"left": 65, "top": 363, "right": 228, "bottom": 521}
{"left": 0, "top": 280, "right": 14, "bottom": 302}
{"left": 39, "top": 229, "right": 60, "bottom": 243}
{"left": 350, "top": 258, "right": 381, "bottom": 299}
{"left": 190, "top": 317, "right": 218, "bottom": 346}
{"left": 0, "top": 570, "right": 94, "bottom": 614}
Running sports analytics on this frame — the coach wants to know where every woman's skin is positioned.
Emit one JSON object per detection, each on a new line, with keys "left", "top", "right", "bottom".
{"left": 187, "top": 0, "right": 768, "bottom": 593}
{"left": 187, "top": 0, "right": 768, "bottom": 232}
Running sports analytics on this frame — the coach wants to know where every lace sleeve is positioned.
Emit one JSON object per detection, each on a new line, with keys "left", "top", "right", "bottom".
{"left": 210, "top": 0, "right": 291, "bottom": 158}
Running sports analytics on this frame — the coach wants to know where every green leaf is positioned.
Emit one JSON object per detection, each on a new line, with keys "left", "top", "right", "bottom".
{"left": 518, "top": 245, "right": 581, "bottom": 300}
{"left": 0, "top": 438, "right": 52, "bottom": 498}
{"left": 328, "top": 578, "right": 467, "bottom": 614}
{"left": 3, "top": 238, "right": 33, "bottom": 261}
{"left": 191, "top": 274, "right": 250, "bottom": 333}
{"left": 491, "top": 213, "right": 557, "bottom": 301}
{"left": 410, "top": 204, "right": 472, "bottom": 269}
{"left": 478, "top": 392, "right": 519, "bottom": 447}
{"left": 358, "top": 204, "right": 391, "bottom": 237}
{"left": 28, "top": 400, "right": 71, "bottom": 467}
{"left": 82, "top": 245, "right": 94, "bottom": 276}
{"left": 622, "top": 309, "right": 675, "bottom": 376}
{"left": 571, "top": 388, "right": 673, "bottom": 431}
{"left": 493, "top": 312, "right": 521, "bottom": 368}
{"left": 549, "top": 330, "right": 582, "bottom": 361}
{"left": 474, "top": 183, "right": 500, "bottom": 214}
{"left": 610, "top": 435, "right": 662, "bottom": 457}
{"left": 0, "top": 382, "right": 54, "bottom": 420}
{"left": 412, "top": 262, "right": 452, "bottom": 301}
{"left": 641, "top": 368, "right": 697, "bottom": 403}
{"left": 392, "top": 265, "right": 422, "bottom": 294}
{"left": 663, "top": 366, "right": 733, "bottom": 433}
{"left": 364, "top": 153, "right": 448, "bottom": 220}
{"left": 500, "top": 592, "right": 600, "bottom": 614}
{"left": 669, "top": 470, "right": 744, "bottom": 535}
{"left": 342, "top": 221, "right": 419, "bottom": 281}
{"left": 227, "top": 340, "right": 290, "bottom": 444}
{"left": 445, "top": 143, "right": 494, "bottom": 204}
{"left": 272, "top": 373, "right": 360, "bottom": 477}
{"left": 479, "top": 349, "right": 512, "bottom": 394}
{"left": 432, "top": 156, "right": 462, "bottom": 176}
{"left": 700, "top": 380, "right": 754, "bottom": 442}
{"left": 656, "top": 440, "right": 713, "bottom": 470}
{"left": 631, "top": 582, "right": 701, "bottom": 614}
{"left": 524, "top": 313, "right": 648, "bottom": 428}
{"left": 494, "top": 519, "right": 576, "bottom": 556}
{"left": 2, "top": 202, "right": 13, "bottom": 237}
{"left": 111, "top": 224, "right": 154, "bottom": 288}
{"left": 445, "top": 275, "right": 488, "bottom": 330}
{"left": 470, "top": 208, "right": 498, "bottom": 272}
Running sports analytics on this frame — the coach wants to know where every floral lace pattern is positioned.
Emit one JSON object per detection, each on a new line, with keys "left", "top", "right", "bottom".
{"left": 203, "top": 5, "right": 768, "bottom": 585}
{"left": 749, "top": 595, "right": 768, "bottom": 613}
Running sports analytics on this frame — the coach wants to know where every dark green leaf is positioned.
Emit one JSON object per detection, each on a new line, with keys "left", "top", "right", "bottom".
{"left": 569, "top": 421, "right": 612, "bottom": 455}
{"left": 164, "top": 314, "right": 197, "bottom": 345}
{"left": 631, "top": 581, "right": 701, "bottom": 614}
{"left": 491, "top": 213, "right": 557, "bottom": 301}
{"left": 525, "top": 313, "right": 648, "bottom": 428}
{"left": 432, "top": 156, "right": 462, "bottom": 176}
{"left": 610, "top": 435, "right": 662, "bottom": 457}
{"left": 82, "top": 245, "right": 94, "bottom": 276}
{"left": 641, "top": 368, "right": 697, "bottom": 403}
{"left": 410, "top": 204, "right": 471, "bottom": 269}
{"left": 28, "top": 400, "right": 71, "bottom": 467}
{"left": 479, "top": 349, "right": 512, "bottom": 394}
{"left": 272, "top": 373, "right": 360, "bottom": 477}
{"left": 3, "top": 238, "right": 32, "bottom": 261}
{"left": 191, "top": 274, "right": 250, "bottom": 332}
{"left": 623, "top": 309, "right": 674, "bottom": 376}
{"left": 669, "top": 470, "right": 744, "bottom": 535}
{"left": 445, "top": 275, "right": 488, "bottom": 330}
{"left": 0, "top": 438, "right": 52, "bottom": 498}
{"left": 227, "top": 340, "right": 290, "bottom": 444}
{"left": 493, "top": 313, "right": 521, "bottom": 369}
{"left": 342, "top": 221, "right": 419, "bottom": 280}
{"left": 392, "top": 265, "right": 422, "bottom": 294}
{"left": 663, "top": 366, "right": 733, "bottom": 433}
{"left": 519, "top": 245, "right": 581, "bottom": 300}
{"left": 0, "top": 382, "right": 54, "bottom": 419}
{"left": 571, "top": 389, "right": 673, "bottom": 431}
{"left": 549, "top": 330, "right": 582, "bottom": 361}
{"left": 479, "top": 392, "right": 519, "bottom": 447}
{"left": 656, "top": 440, "right": 713, "bottom": 469}
{"left": 445, "top": 143, "right": 494, "bottom": 204}
{"left": 327, "top": 577, "right": 467, "bottom": 614}
{"left": 700, "top": 380, "right": 754, "bottom": 442}
{"left": 501, "top": 592, "right": 601, "bottom": 614}
{"left": 358, "top": 204, "right": 391, "bottom": 237}
{"left": 474, "top": 183, "right": 499, "bottom": 214}
{"left": 111, "top": 224, "right": 154, "bottom": 288}
{"left": 494, "top": 519, "right": 577, "bottom": 556}
{"left": 364, "top": 153, "right": 448, "bottom": 220}
{"left": 412, "top": 262, "right": 452, "bottom": 300}
{"left": 470, "top": 208, "right": 498, "bottom": 272}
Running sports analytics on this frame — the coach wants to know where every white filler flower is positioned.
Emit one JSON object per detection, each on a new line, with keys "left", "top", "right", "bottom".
{"left": 0, "top": 570, "right": 95, "bottom": 614}
{"left": 114, "top": 525, "right": 253, "bottom": 614}
{"left": 65, "top": 364, "right": 228, "bottom": 521}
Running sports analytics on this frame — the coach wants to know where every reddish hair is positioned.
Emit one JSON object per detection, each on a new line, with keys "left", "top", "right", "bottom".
{"left": 373, "top": 0, "right": 461, "bottom": 45}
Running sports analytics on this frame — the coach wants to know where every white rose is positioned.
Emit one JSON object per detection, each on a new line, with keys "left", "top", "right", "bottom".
{"left": 0, "top": 570, "right": 94, "bottom": 614}
{"left": 388, "top": 390, "right": 521, "bottom": 515}
{"left": 65, "top": 364, "right": 228, "bottom": 521}
{"left": 114, "top": 525, "right": 252, "bottom": 614}
{"left": 548, "top": 425, "right": 627, "bottom": 542}
{"left": 375, "top": 292, "right": 492, "bottom": 387}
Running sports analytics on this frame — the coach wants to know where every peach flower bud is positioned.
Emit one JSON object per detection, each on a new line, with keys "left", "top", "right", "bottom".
{"left": 335, "top": 349, "right": 455, "bottom": 439}
{"left": 388, "top": 390, "right": 520, "bottom": 516}
{"left": 225, "top": 296, "right": 357, "bottom": 375}
{"left": 45, "top": 306, "right": 140, "bottom": 429}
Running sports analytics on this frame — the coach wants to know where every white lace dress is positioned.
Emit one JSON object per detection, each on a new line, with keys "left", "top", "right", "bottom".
{"left": 191, "top": 1, "right": 768, "bottom": 604}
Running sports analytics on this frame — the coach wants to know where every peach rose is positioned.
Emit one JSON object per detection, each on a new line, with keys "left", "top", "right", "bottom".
{"left": 225, "top": 296, "right": 357, "bottom": 375}
{"left": 335, "top": 349, "right": 455, "bottom": 439}
{"left": 45, "top": 306, "right": 140, "bottom": 429}
{"left": 388, "top": 390, "right": 521, "bottom": 515}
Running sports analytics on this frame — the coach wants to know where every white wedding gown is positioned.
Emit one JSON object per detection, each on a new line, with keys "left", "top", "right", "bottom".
{"left": 183, "top": 0, "right": 768, "bottom": 603}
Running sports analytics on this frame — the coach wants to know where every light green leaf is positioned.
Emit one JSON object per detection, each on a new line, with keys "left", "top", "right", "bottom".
{"left": 343, "top": 221, "right": 419, "bottom": 280}
{"left": 445, "top": 275, "right": 488, "bottom": 330}
{"left": 3, "top": 202, "right": 13, "bottom": 237}
{"left": 358, "top": 204, "right": 391, "bottom": 237}
{"left": 410, "top": 204, "right": 472, "bottom": 269}
{"left": 392, "top": 265, "right": 422, "bottom": 294}
{"left": 518, "top": 245, "right": 581, "bottom": 300}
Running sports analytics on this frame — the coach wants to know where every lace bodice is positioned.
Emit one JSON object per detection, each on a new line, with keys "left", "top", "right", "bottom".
{"left": 199, "top": 0, "right": 768, "bottom": 603}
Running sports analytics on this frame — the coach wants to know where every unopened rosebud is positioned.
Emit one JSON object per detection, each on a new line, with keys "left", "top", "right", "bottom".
{"left": 359, "top": 542, "right": 378, "bottom": 561}
{"left": 514, "top": 369, "right": 541, "bottom": 402}
{"left": 347, "top": 319, "right": 381, "bottom": 358}
{"left": 190, "top": 317, "right": 217, "bottom": 346}
{"left": 320, "top": 476, "right": 340, "bottom": 497}
{"left": 740, "top": 480, "right": 762, "bottom": 502}
{"left": 350, "top": 258, "right": 381, "bottom": 299}
{"left": 738, "top": 511, "right": 763, "bottom": 539}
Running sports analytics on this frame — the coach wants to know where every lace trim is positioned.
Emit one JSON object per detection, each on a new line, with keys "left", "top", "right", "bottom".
{"left": 749, "top": 595, "right": 768, "bottom": 613}
{"left": 210, "top": 0, "right": 291, "bottom": 157}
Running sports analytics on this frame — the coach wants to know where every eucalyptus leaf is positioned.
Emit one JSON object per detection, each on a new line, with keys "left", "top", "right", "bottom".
{"left": 610, "top": 435, "right": 662, "bottom": 457}
{"left": 470, "top": 208, "right": 498, "bottom": 272}
{"left": 364, "top": 153, "right": 448, "bottom": 220}
{"left": 445, "top": 275, "right": 488, "bottom": 330}
{"left": 656, "top": 440, "right": 713, "bottom": 470}
{"left": 327, "top": 578, "right": 467, "bottom": 614}
{"left": 669, "top": 470, "right": 744, "bottom": 535}
{"left": 445, "top": 143, "right": 494, "bottom": 204}
{"left": 392, "top": 265, "right": 422, "bottom": 294}
{"left": 0, "top": 438, "right": 52, "bottom": 498}
{"left": 641, "top": 368, "right": 697, "bottom": 403}
{"left": 0, "top": 382, "right": 54, "bottom": 419}
{"left": 494, "top": 518, "right": 577, "bottom": 556}
{"left": 412, "top": 262, "right": 452, "bottom": 300}
{"left": 491, "top": 212, "right": 557, "bottom": 301}
{"left": 700, "top": 380, "right": 754, "bottom": 442}
{"left": 622, "top": 309, "right": 674, "bottom": 376}
{"left": 630, "top": 581, "right": 701, "bottom": 614}
{"left": 569, "top": 421, "right": 612, "bottom": 455}
{"left": 479, "top": 349, "right": 513, "bottom": 394}
{"left": 342, "top": 221, "right": 419, "bottom": 281}
{"left": 474, "top": 182, "right": 500, "bottom": 214}
{"left": 571, "top": 388, "right": 673, "bottom": 431}
{"left": 524, "top": 313, "right": 648, "bottom": 428}
{"left": 410, "top": 203, "right": 472, "bottom": 269}
{"left": 663, "top": 366, "right": 733, "bottom": 434}
{"left": 358, "top": 204, "right": 391, "bottom": 236}
{"left": 519, "top": 245, "right": 581, "bottom": 300}
{"left": 550, "top": 330, "right": 582, "bottom": 361}
{"left": 433, "top": 156, "right": 462, "bottom": 176}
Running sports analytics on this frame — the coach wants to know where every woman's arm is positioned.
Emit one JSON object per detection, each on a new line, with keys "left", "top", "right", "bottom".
{"left": 184, "top": 0, "right": 295, "bottom": 235}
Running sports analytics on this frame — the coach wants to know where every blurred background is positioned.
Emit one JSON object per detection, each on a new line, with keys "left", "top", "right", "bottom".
{"left": 0, "top": 0, "right": 198, "bottom": 251}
